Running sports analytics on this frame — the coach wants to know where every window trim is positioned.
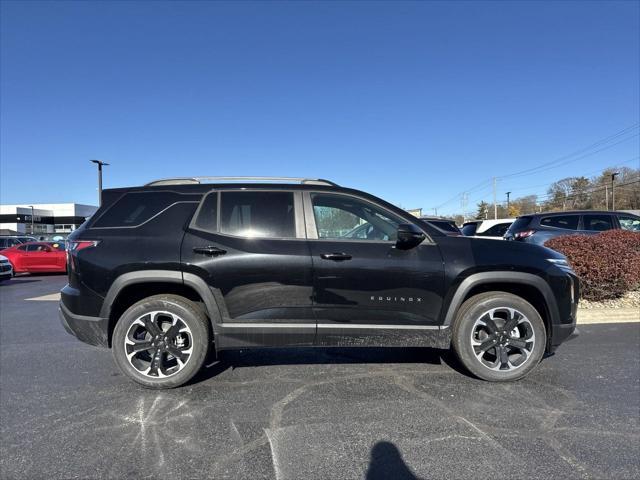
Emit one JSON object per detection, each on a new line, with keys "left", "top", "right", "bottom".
{"left": 189, "top": 188, "right": 306, "bottom": 240}
{"left": 303, "top": 191, "right": 432, "bottom": 244}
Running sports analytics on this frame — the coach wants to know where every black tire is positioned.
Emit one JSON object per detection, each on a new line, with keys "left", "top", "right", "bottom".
{"left": 452, "top": 292, "right": 546, "bottom": 382}
{"left": 112, "top": 294, "right": 211, "bottom": 389}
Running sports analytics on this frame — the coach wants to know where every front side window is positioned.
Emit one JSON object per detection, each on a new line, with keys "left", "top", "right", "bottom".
{"left": 617, "top": 215, "right": 640, "bottom": 232}
{"left": 540, "top": 215, "right": 579, "bottom": 230}
{"left": 220, "top": 191, "right": 295, "bottom": 238}
{"left": 583, "top": 214, "right": 613, "bottom": 232}
{"left": 312, "top": 194, "right": 400, "bottom": 241}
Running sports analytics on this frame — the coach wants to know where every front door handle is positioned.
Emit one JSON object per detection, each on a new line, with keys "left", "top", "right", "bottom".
{"left": 193, "top": 246, "right": 227, "bottom": 256}
{"left": 320, "top": 252, "right": 352, "bottom": 261}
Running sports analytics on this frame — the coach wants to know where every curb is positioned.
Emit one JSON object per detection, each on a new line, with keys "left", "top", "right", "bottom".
{"left": 577, "top": 308, "right": 640, "bottom": 324}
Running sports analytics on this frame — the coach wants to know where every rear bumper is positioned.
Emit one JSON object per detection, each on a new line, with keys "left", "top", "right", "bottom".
{"left": 59, "top": 300, "right": 109, "bottom": 347}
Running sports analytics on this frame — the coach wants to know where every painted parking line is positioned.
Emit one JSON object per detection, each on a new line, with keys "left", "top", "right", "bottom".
{"left": 25, "top": 293, "right": 61, "bottom": 301}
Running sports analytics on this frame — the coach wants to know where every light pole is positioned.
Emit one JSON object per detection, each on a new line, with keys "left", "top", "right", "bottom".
{"left": 28, "top": 205, "right": 34, "bottom": 235}
{"left": 506, "top": 191, "right": 511, "bottom": 213}
{"left": 611, "top": 172, "right": 619, "bottom": 211}
{"left": 90, "top": 160, "right": 110, "bottom": 205}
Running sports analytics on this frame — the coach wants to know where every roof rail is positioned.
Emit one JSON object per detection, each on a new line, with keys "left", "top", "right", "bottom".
{"left": 144, "top": 176, "right": 339, "bottom": 187}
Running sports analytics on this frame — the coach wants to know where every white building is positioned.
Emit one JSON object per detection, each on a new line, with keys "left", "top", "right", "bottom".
{"left": 0, "top": 203, "right": 97, "bottom": 236}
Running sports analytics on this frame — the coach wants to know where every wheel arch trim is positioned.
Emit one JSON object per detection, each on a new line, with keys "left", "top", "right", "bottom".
{"left": 100, "top": 270, "right": 222, "bottom": 330}
{"left": 442, "top": 271, "right": 560, "bottom": 329}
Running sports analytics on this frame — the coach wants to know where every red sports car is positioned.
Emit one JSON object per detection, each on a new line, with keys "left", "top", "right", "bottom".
{"left": 0, "top": 242, "right": 67, "bottom": 274}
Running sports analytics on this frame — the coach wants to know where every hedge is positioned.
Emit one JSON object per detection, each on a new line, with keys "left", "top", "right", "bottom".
{"left": 545, "top": 230, "right": 640, "bottom": 302}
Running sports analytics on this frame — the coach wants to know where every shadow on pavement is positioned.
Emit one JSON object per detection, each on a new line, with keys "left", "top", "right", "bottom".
{"left": 190, "top": 346, "right": 473, "bottom": 384}
{"left": 365, "top": 441, "right": 424, "bottom": 480}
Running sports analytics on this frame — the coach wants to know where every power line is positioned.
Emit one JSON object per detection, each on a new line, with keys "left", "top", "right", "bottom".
{"left": 431, "top": 124, "right": 640, "bottom": 212}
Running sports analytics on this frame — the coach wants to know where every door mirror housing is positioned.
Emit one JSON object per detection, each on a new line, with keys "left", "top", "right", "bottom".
{"left": 396, "top": 224, "right": 426, "bottom": 250}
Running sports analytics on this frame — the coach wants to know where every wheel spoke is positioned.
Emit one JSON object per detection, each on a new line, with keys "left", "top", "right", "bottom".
{"left": 164, "top": 322, "right": 181, "bottom": 340}
{"left": 147, "top": 349, "right": 163, "bottom": 377}
{"left": 497, "top": 345, "right": 509, "bottom": 369}
{"left": 142, "top": 314, "right": 162, "bottom": 336}
{"left": 166, "top": 345, "right": 189, "bottom": 362}
{"left": 474, "top": 335, "right": 498, "bottom": 354}
{"left": 507, "top": 337, "right": 530, "bottom": 350}
{"left": 503, "top": 310, "right": 522, "bottom": 333}
{"left": 131, "top": 340, "right": 154, "bottom": 353}
{"left": 480, "top": 313, "right": 498, "bottom": 334}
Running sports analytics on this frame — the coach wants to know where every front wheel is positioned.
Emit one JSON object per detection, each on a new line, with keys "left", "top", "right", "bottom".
{"left": 452, "top": 292, "right": 546, "bottom": 382}
{"left": 112, "top": 294, "right": 211, "bottom": 388}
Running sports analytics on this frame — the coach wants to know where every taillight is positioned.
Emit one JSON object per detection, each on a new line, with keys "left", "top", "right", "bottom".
{"left": 514, "top": 230, "right": 536, "bottom": 239}
{"left": 68, "top": 240, "right": 100, "bottom": 251}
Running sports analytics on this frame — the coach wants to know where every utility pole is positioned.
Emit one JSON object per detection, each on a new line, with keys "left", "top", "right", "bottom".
{"left": 611, "top": 172, "right": 620, "bottom": 211}
{"left": 492, "top": 177, "right": 497, "bottom": 219}
{"left": 506, "top": 191, "right": 511, "bottom": 214}
{"left": 605, "top": 184, "right": 609, "bottom": 210}
{"left": 90, "top": 160, "right": 110, "bottom": 206}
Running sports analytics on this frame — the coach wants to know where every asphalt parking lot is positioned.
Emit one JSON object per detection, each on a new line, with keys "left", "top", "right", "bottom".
{"left": 0, "top": 275, "right": 638, "bottom": 479}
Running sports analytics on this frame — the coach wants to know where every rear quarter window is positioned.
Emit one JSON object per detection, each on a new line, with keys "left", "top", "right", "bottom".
{"left": 91, "top": 192, "right": 188, "bottom": 228}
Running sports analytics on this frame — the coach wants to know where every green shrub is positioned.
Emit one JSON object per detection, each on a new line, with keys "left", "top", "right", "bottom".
{"left": 545, "top": 230, "right": 640, "bottom": 301}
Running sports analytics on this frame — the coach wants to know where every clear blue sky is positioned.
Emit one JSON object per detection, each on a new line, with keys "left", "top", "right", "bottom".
{"left": 1, "top": 0, "right": 639, "bottom": 215}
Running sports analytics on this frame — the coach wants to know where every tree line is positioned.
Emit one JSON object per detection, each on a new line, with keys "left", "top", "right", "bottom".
{"left": 467, "top": 165, "right": 640, "bottom": 222}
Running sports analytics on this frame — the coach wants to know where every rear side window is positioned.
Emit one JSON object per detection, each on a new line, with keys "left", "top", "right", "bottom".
{"left": 92, "top": 192, "right": 183, "bottom": 228}
{"left": 583, "top": 214, "right": 613, "bottom": 232}
{"left": 220, "top": 191, "right": 295, "bottom": 238}
{"left": 618, "top": 215, "right": 640, "bottom": 232}
{"left": 461, "top": 223, "right": 478, "bottom": 236}
{"left": 540, "top": 215, "right": 579, "bottom": 230}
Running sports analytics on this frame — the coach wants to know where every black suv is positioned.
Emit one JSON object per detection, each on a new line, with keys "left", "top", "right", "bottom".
{"left": 504, "top": 210, "right": 640, "bottom": 245}
{"left": 60, "top": 177, "right": 579, "bottom": 388}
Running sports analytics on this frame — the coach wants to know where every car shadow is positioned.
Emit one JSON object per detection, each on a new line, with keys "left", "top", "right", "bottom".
{"left": 0, "top": 278, "right": 42, "bottom": 285}
{"left": 190, "top": 346, "right": 472, "bottom": 384}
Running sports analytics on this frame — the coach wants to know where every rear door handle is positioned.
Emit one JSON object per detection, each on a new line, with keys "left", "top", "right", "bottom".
{"left": 320, "top": 252, "right": 352, "bottom": 261}
{"left": 193, "top": 246, "right": 227, "bottom": 256}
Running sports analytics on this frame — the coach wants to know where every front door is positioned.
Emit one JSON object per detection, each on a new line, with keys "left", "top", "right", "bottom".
{"left": 304, "top": 192, "right": 445, "bottom": 346}
{"left": 181, "top": 189, "right": 315, "bottom": 349}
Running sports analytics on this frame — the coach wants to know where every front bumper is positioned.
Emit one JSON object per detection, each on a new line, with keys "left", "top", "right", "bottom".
{"left": 59, "top": 301, "right": 109, "bottom": 347}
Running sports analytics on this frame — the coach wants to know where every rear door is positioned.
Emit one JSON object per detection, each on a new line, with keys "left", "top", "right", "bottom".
{"left": 181, "top": 188, "right": 316, "bottom": 349}
{"left": 304, "top": 191, "right": 445, "bottom": 346}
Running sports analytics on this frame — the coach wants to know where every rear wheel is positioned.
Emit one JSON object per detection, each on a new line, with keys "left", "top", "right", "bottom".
{"left": 112, "top": 294, "right": 210, "bottom": 388}
{"left": 452, "top": 292, "right": 546, "bottom": 381}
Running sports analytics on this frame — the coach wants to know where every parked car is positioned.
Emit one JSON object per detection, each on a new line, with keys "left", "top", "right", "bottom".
{"left": 0, "top": 236, "right": 37, "bottom": 249}
{"left": 461, "top": 219, "right": 515, "bottom": 239}
{"left": 0, "top": 254, "right": 13, "bottom": 281}
{"left": 419, "top": 216, "right": 462, "bottom": 236}
{"left": 504, "top": 210, "right": 640, "bottom": 245}
{"left": 1, "top": 242, "right": 67, "bottom": 274}
{"left": 60, "top": 176, "right": 578, "bottom": 388}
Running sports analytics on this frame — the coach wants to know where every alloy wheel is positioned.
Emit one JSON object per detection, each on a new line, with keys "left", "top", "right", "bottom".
{"left": 124, "top": 311, "right": 193, "bottom": 378}
{"left": 470, "top": 307, "right": 535, "bottom": 371}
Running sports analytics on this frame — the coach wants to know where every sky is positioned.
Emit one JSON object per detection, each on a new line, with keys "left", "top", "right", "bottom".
{"left": 1, "top": 0, "right": 639, "bottom": 215}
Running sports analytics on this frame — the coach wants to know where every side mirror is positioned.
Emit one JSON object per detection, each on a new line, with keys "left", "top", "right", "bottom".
{"left": 396, "top": 224, "right": 426, "bottom": 250}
